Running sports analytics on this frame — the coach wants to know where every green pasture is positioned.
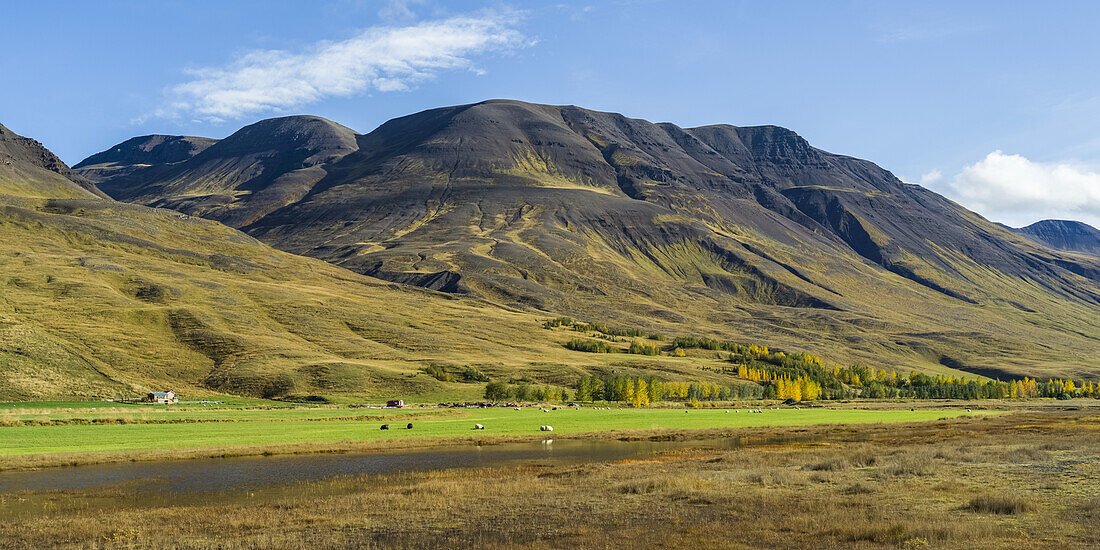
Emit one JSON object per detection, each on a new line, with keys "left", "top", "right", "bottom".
{"left": 0, "top": 407, "right": 988, "bottom": 456}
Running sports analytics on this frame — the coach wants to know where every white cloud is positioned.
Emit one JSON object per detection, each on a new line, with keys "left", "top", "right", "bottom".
{"left": 933, "top": 151, "right": 1100, "bottom": 228}
{"left": 918, "top": 169, "right": 944, "bottom": 187}
{"left": 157, "top": 12, "right": 526, "bottom": 122}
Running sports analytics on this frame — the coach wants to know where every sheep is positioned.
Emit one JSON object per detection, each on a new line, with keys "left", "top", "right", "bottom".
{"left": 380, "top": 424, "right": 390, "bottom": 430}
{"left": 406, "top": 423, "right": 413, "bottom": 429}
{"left": 540, "top": 425, "right": 554, "bottom": 432}
{"left": 474, "top": 423, "right": 484, "bottom": 430}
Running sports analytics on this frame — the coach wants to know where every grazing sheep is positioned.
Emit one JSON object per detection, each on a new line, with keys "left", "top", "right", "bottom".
{"left": 406, "top": 423, "right": 413, "bottom": 429}
{"left": 540, "top": 425, "right": 554, "bottom": 432}
{"left": 967, "top": 409, "right": 972, "bottom": 412}
{"left": 380, "top": 424, "right": 389, "bottom": 430}
{"left": 474, "top": 424, "right": 484, "bottom": 430}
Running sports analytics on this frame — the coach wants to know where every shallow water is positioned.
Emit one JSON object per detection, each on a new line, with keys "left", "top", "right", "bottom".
{"left": 0, "top": 435, "right": 805, "bottom": 496}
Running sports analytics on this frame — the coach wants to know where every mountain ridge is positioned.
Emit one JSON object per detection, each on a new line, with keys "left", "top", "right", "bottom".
{"left": 1014, "top": 219, "right": 1100, "bottom": 256}
{"left": 75, "top": 99, "right": 1100, "bottom": 380}
{"left": 1, "top": 122, "right": 106, "bottom": 199}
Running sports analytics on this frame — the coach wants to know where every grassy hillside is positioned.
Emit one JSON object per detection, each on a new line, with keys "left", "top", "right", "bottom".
{"left": 1, "top": 195, "right": 805, "bottom": 400}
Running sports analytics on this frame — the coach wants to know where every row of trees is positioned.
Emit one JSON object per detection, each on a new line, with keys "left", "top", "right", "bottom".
{"left": 551, "top": 322, "right": 1100, "bottom": 402}
{"left": 422, "top": 364, "right": 490, "bottom": 383}
{"left": 573, "top": 375, "right": 768, "bottom": 405}
{"left": 543, "top": 317, "right": 653, "bottom": 339}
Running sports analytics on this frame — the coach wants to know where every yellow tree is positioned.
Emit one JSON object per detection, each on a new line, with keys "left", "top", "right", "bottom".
{"left": 634, "top": 378, "right": 649, "bottom": 407}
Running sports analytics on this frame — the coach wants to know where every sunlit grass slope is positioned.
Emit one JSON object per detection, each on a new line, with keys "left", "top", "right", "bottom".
{"left": 0, "top": 196, "right": 793, "bottom": 401}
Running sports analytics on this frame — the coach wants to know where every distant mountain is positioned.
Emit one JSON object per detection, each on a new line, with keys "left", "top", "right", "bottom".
{"left": 74, "top": 134, "right": 217, "bottom": 184}
{"left": 0, "top": 123, "right": 105, "bottom": 199}
{"left": 80, "top": 100, "right": 1100, "bottom": 380}
{"left": 1014, "top": 219, "right": 1100, "bottom": 256}
{"left": 80, "top": 116, "right": 358, "bottom": 227}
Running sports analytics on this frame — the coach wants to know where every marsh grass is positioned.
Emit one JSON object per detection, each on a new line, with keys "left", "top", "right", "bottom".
{"left": 966, "top": 494, "right": 1034, "bottom": 515}
{"left": 0, "top": 410, "right": 1097, "bottom": 549}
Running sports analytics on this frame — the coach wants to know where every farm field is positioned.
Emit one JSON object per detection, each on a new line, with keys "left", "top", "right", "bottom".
{"left": 0, "top": 404, "right": 986, "bottom": 464}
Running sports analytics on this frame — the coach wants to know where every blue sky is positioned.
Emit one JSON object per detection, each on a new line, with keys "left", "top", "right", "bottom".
{"left": 2, "top": 0, "right": 1099, "bottom": 226}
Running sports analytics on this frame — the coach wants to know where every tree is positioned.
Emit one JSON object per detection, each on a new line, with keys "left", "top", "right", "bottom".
{"left": 513, "top": 383, "right": 532, "bottom": 401}
{"left": 634, "top": 378, "right": 649, "bottom": 407}
{"left": 484, "top": 381, "right": 512, "bottom": 401}
{"left": 647, "top": 376, "right": 662, "bottom": 403}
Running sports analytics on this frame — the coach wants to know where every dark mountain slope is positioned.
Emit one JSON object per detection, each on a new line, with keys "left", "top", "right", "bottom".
{"left": 75, "top": 134, "right": 217, "bottom": 184}
{"left": 2, "top": 124, "right": 761, "bottom": 400}
{"left": 1014, "top": 220, "right": 1100, "bottom": 256}
{"left": 81, "top": 100, "right": 1100, "bottom": 379}
{"left": 0, "top": 123, "right": 105, "bottom": 199}
{"left": 85, "top": 116, "right": 358, "bottom": 227}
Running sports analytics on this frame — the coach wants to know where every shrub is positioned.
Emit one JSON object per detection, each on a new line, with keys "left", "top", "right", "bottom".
{"left": 423, "top": 365, "right": 453, "bottom": 382}
{"left": 462, "top": 366, "right": 489, "bottom": 382}
{"left": 628, "top": 340, "right": 660, "bottom": 356}
{"left": 565, "top": 338, "right": 614, "bottom": 353}
{"left": 966, "top": 495, "right": 1032, "bottom": 515}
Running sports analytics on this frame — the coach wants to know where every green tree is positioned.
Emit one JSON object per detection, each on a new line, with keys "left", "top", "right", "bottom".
{"left": 484, "top": 381, "right": 512, "bottom": 401}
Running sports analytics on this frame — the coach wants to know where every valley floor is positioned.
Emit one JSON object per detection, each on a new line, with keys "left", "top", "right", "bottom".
{"left": 0, "top": 402, "right": 1097, "bottom": 548}
{"left": 0, "top": 402, "right": 981, "bottom": 469}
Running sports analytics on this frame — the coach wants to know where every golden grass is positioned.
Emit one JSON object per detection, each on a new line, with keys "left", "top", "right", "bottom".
{"left": 0, "top": 408, "right": 1097, "bottom": 548}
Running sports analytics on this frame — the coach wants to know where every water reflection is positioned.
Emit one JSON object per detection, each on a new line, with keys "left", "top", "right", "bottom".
{"left": 0, "top": 435, "right": 812, "bottom": 497}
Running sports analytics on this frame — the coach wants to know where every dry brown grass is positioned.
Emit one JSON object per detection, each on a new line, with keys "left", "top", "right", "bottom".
{"left": 0, "top": 409, "right": 1098, "bottom": 549}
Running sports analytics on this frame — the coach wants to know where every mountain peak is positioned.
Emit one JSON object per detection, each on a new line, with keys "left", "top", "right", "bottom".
{"left": 1015, "top": 219, "right": 1100, "bottom": 256}
{"left": 0, "top": 122, "right": 105, "bottom": 199}
{"left": 75, "top": 134, "right": 217, "bottom": 171}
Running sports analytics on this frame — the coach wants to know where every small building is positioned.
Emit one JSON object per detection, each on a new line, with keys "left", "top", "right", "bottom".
{"left": 143, "top": 391, "right": 177, "bottom": 404}
{"left": 386, "top": 399, "right": 405, "bottom": 408}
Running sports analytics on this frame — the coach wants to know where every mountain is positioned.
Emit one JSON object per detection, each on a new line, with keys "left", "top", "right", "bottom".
{"left": 1, "top": 123, "right": 105, "bottom": 199}
{"left": 79, "top": 100, "right": 1100, "bottom": 380}
{"left": 74, "top": 134, "right": 217, "bottom": 184}
{"left": 3, "top": 123, "right": 662, "bottom": 400}
{"left": 80, "top": 116, "right": 358, "bottom": 228}
{"left": 1014, "top": 219, "right": 1100, "bottom": 256}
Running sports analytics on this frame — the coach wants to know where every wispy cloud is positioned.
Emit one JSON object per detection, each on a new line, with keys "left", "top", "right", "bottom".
{"left": 877, "top": 23, "right": 985, "bottom": 44}
{"left": 156, "top": 11, "right": 527, "bottom": 122}
{"left": 926, "top": 151, "right": 1100, "bottom": 227}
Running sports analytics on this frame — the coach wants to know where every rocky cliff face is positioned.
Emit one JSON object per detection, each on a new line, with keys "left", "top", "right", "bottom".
{"left": 0, "top": 123, "right": 105, "bottom": 198}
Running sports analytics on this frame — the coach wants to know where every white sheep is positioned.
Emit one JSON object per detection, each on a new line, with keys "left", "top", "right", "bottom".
{"left": 540, "top": 425, "right": 554, "bottom": 432}
{"left": 474, "top": 423, "right": 484, "bottom": 430}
